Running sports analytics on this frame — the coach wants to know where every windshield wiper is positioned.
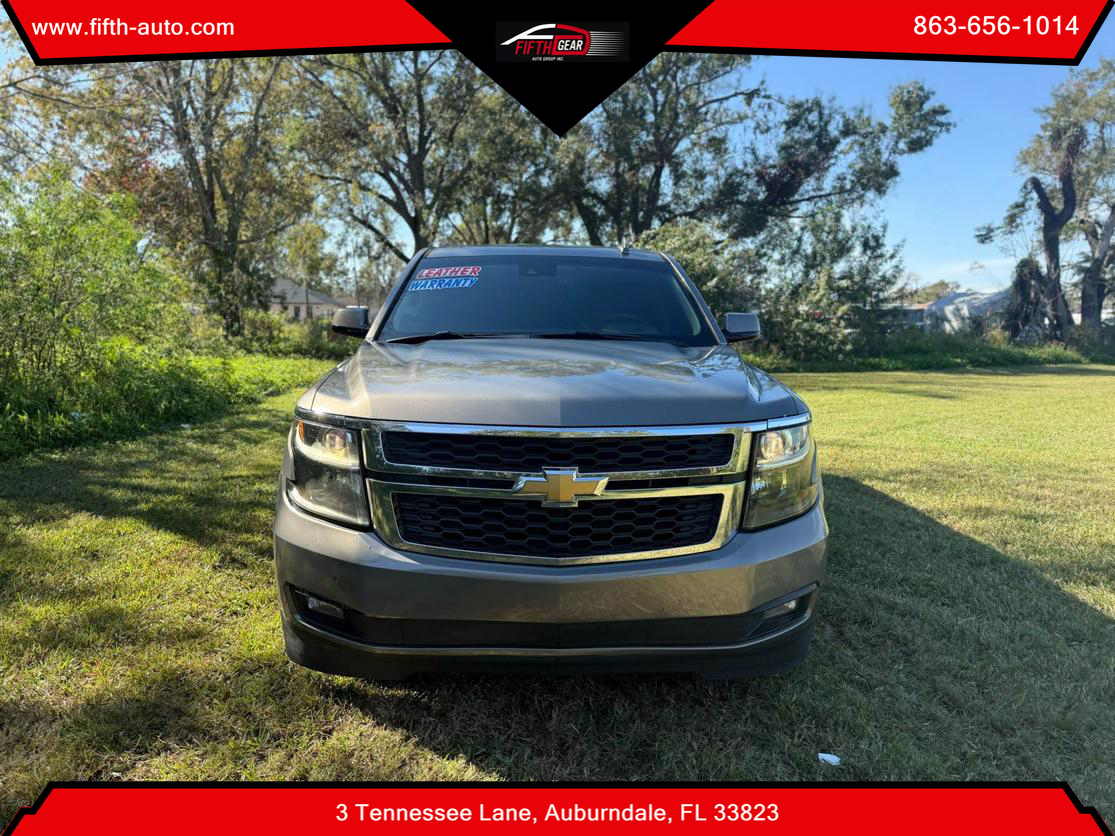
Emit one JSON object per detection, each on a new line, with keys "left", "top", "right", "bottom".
{"left": 385, "top": 331, "right": 528, "bottom": 345}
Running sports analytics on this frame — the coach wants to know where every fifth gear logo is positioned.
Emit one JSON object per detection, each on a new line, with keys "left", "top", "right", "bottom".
{"left": 497, "top": 22, "right": 629, "bottom": 62}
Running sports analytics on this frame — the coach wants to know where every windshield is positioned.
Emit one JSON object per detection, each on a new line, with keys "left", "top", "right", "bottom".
{"left": 377, "top": 254, "right": 717, "bottom": 346}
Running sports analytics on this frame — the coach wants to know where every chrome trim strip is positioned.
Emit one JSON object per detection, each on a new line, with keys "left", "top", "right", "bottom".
{"left": 766, "top": 412, "right": 812, "bottom": 430}
{"left": 361, "top": 419, "right": 752, "bottom": 481}
{"left": 292, "top": 601, "right": 815, "bottom": 658}
{"left": 294, "top": 406, "right": 809, "bottom": 438}
{"left": 369, "top": 479, "right": 744, "bottom": 566}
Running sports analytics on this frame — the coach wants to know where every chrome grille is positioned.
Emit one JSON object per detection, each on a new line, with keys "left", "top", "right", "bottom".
{"left": 362, "top": 421, "right": 753, "bottom": 566}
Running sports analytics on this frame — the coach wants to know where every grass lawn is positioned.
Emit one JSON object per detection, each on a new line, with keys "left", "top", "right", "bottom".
{"left": 1, "top": 365, "right": 1113, "bottom": 817}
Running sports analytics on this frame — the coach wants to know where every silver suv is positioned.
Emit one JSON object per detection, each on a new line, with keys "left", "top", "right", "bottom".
{"left": 274, "top": 245, "right": 827, "bottom": 680}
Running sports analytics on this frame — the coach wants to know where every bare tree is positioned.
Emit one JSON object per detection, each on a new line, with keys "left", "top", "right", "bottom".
{"left": 557, "top": 54, "right": 758, "bottom": 245}
{"left": 297, "top": 52, "right": 483, "bottom": 262}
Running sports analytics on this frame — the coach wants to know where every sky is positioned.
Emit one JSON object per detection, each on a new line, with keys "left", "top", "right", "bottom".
{"left": 3, "top": 21, "right": 1114, "bottom": 292}
{"left": 759, "top": 27, "right": 1115, "bottom": 292}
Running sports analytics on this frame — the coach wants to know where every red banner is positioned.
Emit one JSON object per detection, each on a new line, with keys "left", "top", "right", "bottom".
{"left": 4, "top": 784, "right": 1111, "bottom": 836}
{"left": 668, "top": 0, "right": 1111, "bottom": 61}
{"left": 3, "top": 0, "right": 1110, "bottom": 64}
{"left": 1, "top": 0, "right": 449, "bottom": 62}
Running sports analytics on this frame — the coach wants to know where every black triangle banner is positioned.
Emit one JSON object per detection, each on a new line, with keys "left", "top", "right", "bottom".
{"left": 406, "top": 4, "right": 715, "bottom": 135}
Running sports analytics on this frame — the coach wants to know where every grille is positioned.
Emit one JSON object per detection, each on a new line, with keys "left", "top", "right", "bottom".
{"left": 392, "top": 493, "right": 723, "bottom": 559}
{"left": 381, "top": 431, "right": 733, "bottom": 473}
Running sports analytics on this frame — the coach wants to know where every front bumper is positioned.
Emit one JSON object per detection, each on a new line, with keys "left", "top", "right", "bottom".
{"left": 274, "top": 484, "right": 828, "bottom": 679}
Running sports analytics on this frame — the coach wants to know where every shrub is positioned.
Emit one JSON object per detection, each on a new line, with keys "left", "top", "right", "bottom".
{"left": 1066, "top": 322, "right": 1115, "bottom": 364}
{"left": 636, "top": 215, "right": 906, "bottom": 361}
{"left": 235, "top": 310, "right": 352, "bottom": 360}
{"left": 740, "top": 330, "right": 1091, "bottom": 373}
{"left": 0, "top": 168, "right": 341, "bottom": 460}
{"left": 0, "top": 339, "right": 331, "bottom": 460}
{"left": 0, "top": 167, "right": 187, "bottom": 393}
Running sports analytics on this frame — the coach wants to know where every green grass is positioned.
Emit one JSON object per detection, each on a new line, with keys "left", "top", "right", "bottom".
{"left": 1, "top": 365, "right": 1113, "bottom": 817}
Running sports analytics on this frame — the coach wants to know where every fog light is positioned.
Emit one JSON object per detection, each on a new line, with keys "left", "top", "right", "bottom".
{"left": 763, "top": 598, "right": 799, "bottom": 619}
{"left": 306, "top": 595, "right": 345, "bottom": 620}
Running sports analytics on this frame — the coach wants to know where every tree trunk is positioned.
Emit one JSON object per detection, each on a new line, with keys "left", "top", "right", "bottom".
{"left": 1005, "top": 258, "right": 1043, "bottom": 340}
{"left": 1025, "top": 127, "right": 1083, "bottom": 340}
{"left": 1080, "top": 266, "right": 1105, "bottom": 328}
{"left": 1078, "top": 205, "right": 1115, "bottom": 330}
{"left": 1037, "top": 218, "right": 1075, "bottom": 339}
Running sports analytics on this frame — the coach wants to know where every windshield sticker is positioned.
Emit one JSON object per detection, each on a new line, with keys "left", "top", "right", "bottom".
{"left": 409, "top": 265, "right": 481, "bottom": 291}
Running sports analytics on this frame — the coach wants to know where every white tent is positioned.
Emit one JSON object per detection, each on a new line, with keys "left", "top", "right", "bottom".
{"left": 925, "top": 289, "right": 1009, "bottom": 333}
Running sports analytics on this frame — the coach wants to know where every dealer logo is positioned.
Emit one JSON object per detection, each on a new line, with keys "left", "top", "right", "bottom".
{"left": 497, "top": 21, "right": 628, "bottom": 62}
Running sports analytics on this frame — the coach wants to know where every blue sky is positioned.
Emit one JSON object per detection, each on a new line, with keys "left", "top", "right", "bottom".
{"left": 760, "top": 26, "right": 1115, "bottom": 291}
{"left": 3, "top": 21, "right": 1113, "bottom": 291}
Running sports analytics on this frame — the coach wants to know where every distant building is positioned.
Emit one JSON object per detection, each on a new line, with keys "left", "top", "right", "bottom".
{"left": 269, "top": 278, "right": 346, "bottom": 321}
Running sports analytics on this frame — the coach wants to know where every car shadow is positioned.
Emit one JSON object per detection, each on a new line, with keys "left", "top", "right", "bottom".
{"left": 314, "top": 475, "right": 1114, "bottom": 786}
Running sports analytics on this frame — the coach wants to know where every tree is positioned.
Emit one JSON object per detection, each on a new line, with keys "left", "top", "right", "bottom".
{"left": 281, "top": 220, "right": 340, "bottom": 291}
{"left": 558, "top": 58, "right": 950, "bottom": 250}
{"left": 1029, "top": 60, "right": 1115, "bottom": 330}
{"left": 296, "top": 52, "right": 484, "bottom": 262}
{"left": 558, "top": 56, "right": 950, "bottom": 348}
{"left": 558, "top": 54, "right": 758, "bottom": 245}
{"left": 978, "top": 124, "right": 1081, "bottom": 341}
{"left": 446, "top": 91, "right": 570, "bottom": 245}
{"left": 1, "top": 47, "right": 953, "bottom": 347}
{"left": 754, "top": 209, "right": 906, "bottom": 357}
{"left": 637, "top": 209, "right": 904, "bottom": 360}
{"left": 0, "top": 26, "right": 34, "bottom": 174}
{"left": 5, "top": 58, "right": 313, "bottom": 335}
{"left": 1003, "top": 257, "right": 1046, "bottom": 340}
{"left": 636, "top": 221, "right": 759, "bottom": 316}
{"left": 980, "top": 59, "right": 1115, "bottom": 338}
{"left": 712, "top": 83, "right": 953, "bottom": 241}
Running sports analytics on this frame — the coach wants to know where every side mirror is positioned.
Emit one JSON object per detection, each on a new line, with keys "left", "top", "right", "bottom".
{"left": 722, "top": 312, "right": 761, "bottom": 343}
{"left": 332, "top": 306, "right": 371, "bottom": 338}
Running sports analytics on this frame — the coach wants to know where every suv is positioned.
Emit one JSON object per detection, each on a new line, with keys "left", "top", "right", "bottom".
{"left": 274, "top": 245, "right": 827, "bottom": 680}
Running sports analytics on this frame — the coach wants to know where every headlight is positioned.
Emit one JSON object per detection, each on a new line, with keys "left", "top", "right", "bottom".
{"left": 287, "top": 417, "right": 370, "bottom": 526}
{"left": 743, "top": 422, "right": 819, "bottom": 529}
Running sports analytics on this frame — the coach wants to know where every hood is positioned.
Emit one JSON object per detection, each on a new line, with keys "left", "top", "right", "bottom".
{"left": 309, "top": 339, "right": 805, "bottom": 427}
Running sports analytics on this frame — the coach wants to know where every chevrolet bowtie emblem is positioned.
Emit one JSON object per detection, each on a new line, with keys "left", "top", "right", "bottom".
{"left": 513, "top": 468, "right": 608, "bottom": 507}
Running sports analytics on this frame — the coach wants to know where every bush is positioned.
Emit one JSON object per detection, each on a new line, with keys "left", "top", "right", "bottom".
{"left": 740, "top": 330, "right": 1093, "bottom": 373}
{"left": 0, "top": 167, "right": 344, "bottom": 460}
{"left": 0, "top": 167, "right": 188, "bottom": 392}
{"left": 236, "top": 310, "right": 352, "bottom": 360}
{"left": 1066, "top": 322, "right": 1115, "bottom": 364}
{"left": 636, "top": 222, "right": 759, "bottom": 316}
{"left": 0, "top": 339, "right": 331, "bottom": 460}
{"left": 636, "top": 216, "right": 906, "bottom": 361}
